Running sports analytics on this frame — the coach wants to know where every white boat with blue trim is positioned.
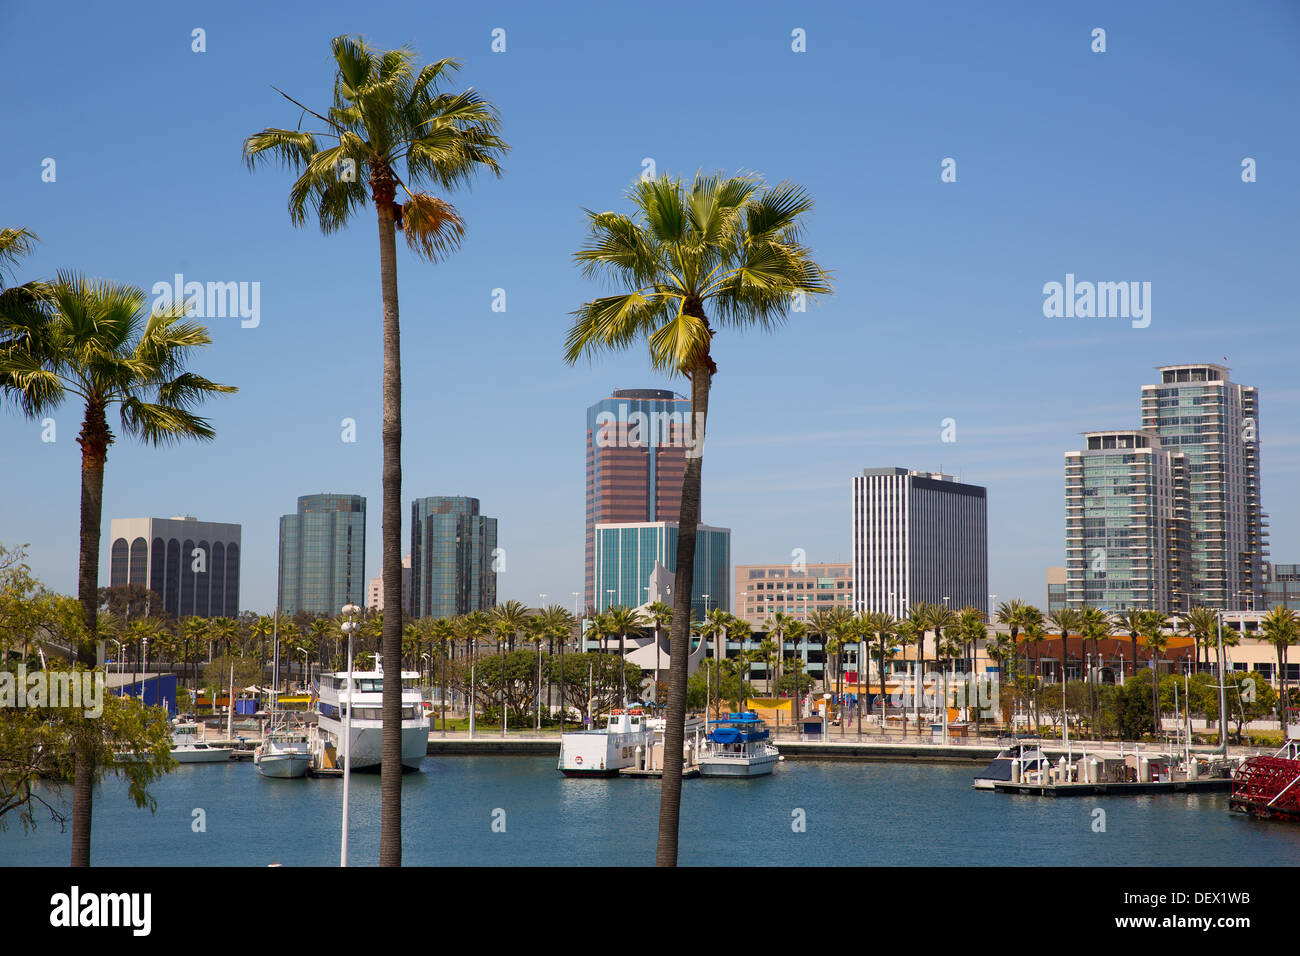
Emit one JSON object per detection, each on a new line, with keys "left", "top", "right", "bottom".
{"left": 698, "top": 712, "right": 779, "bottom": 777}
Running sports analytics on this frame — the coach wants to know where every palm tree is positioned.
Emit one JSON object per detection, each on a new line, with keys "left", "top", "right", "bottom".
{"left": 757, "top": 637, "right": 778, "bottom": 698}
{"left": 460, "top": 611, "right": 491, "bottom": 734}
{"left": 1023, "top": 621, "right": 1047, "bottom": 733}
{"left": 764, "top": 611, "right": 795, "bottom": 703}
{"left": 893, "top": 618, "right": 920, "bottom": 736}
{"left": 1079, "top": 606, "right": 1111, "bottom": 739}
{"left": 1139, "top": 610, "right": 1172, "bottom": 736}
{"left": 866, "top": 612, "right": 897, "bottom": 733}
{"left": 1119, "top": 608, "right": 1145, "bottom": 687}
{"left": 244, "top": 36, "right": 507, "bottom": 867}
{"left": 564, "top": 171, "right": 831, "bottom": 867}
{"left": 428, "top": 617, "right": 455, "bottom": 732}
{"left": 1184, "top": 606, "right": 1218, "bottom": 673}
{"left": 538, "top": 605, "right": 576, "bottom": 727}
{"left": 1260, "top": 606, "right": 1299, "bottom": 739}
{"left": 490, "top": 600, "right": 529, "bottom": 734}
{"left": 696, "top": 609, "right": 732, "bottom": 718}
{"left": 995, "top": 599, "right": 1027, "bottom": 684}
{"left": 1047, "top": 608, "right": 1080, "bottom": 686}
{"left": 643, "top": 601, "right": 673, "bottom": 704}
{"left": 0, "top": 274, "right": 234, "bottom": 866}
{"left": 603, "top": 605, "right": 642, "bottom": 707}
{"left": 958, "top": 608, "right": 987, "bottom": 736}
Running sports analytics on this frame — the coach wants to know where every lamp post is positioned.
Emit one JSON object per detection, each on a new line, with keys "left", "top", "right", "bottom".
{"left": 538, "top": 595, "right": 547, "bottom": 731}
{"left": 339, "top": 603, "right": 361, "bottom": 868}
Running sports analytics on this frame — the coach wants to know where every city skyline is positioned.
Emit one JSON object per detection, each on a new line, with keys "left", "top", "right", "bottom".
{"left": 4, "top": 3, "right": 1297, "bottom": 617}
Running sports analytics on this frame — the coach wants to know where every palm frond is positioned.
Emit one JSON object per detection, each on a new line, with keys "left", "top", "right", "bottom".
{"left": 119, "top": 398, "right": 219, "bottom": 446}
{"left": 563, "top": 292, "right": 675, "bottom": 365}
{"left": 399, "top": 192, "right": 465, "bottom": 261}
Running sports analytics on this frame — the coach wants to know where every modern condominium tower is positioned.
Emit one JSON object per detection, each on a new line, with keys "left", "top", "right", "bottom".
{"left": 850, "top": 467, "right": 989, "bottom": 619}
{"left": 1140, "top": 364, "right": 1266, "bottom": 610}
{"left": 277, "top": 494, "right": 366, "bottom": 616}
{"left": 592, "top": 520, "right": 730, "bottom": 620}
{"left": 1064, "top": 430, "right": 1188, "bottom": 612}
{"left": 108, "top": 516, "right": 241, "bottom": 618}
{"left": 410, "top": 496, "right": 498, "bottom": 618}
{"left": 584, "top": 388, "right": 690, "bottom": 611}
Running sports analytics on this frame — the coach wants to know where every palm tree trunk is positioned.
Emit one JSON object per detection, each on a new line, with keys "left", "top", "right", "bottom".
{"left": 656, "top": 362, "right": 710, "bottom": 868}
{"left": 70, "top": 399, "right": 111, "bottom": 867}
{"left": 373, "top": 175, "right": 404, "bottom": 868}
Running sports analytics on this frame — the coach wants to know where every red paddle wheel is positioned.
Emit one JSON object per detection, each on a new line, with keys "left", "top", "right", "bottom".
{"left": 1230, "top": 743, "right": 1300, "bottom": 822}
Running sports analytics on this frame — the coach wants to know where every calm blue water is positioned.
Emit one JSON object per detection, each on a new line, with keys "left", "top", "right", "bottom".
{"left": 3, "top": 757, "right": 1299, "bottom": 866}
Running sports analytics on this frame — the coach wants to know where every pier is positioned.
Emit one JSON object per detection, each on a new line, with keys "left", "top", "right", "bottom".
{"left": 992, "top": 778, "right": 1233, "bottom": 797}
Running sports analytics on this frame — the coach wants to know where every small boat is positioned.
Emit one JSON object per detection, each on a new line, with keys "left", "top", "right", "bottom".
{"left": 254, "top": 731, "right": 313, "bottom": 778}
{"left": 973, "top": 738, "right": 1050, "bottom": 789}
{"left": 698, "top": 712, "right": 779, "bottom": 778}
{"left": 170, "top": 722, "right": 233, "bottom": 764}
{"left": 558, "top": 709, "right": 652, "bottom": 777}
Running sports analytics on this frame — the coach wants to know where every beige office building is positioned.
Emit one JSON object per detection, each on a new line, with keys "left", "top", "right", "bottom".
{"left": 734, "top": 562, "right": 853, "bottom": 628}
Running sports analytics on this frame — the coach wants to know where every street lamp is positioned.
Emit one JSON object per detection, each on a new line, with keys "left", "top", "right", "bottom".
{"left": 339, "top": 603, "right": 362, "bottom": 868}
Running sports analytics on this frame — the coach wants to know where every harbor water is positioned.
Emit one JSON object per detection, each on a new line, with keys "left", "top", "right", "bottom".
{"left": 4, "top": 757, "right": 1299, "bottom": 866}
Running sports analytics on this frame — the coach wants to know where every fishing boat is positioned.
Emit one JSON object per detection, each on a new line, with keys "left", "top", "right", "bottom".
{"left": 311, "top": 657, "right": 428, "bottom": 772}
{"left": 698, "top": 712, "right": 779, "bottom": 778}
{"left": 558, "top": 709, "right": 653, "bottom": 777}
{"left": 973, "top": 738, "right": 1052, "bottom": 790}
{"left": 1229, "top": 738, "right": 1300, "bottom": 821}
{"left": 170, "top": 722, "right": 233, "bottom": 764}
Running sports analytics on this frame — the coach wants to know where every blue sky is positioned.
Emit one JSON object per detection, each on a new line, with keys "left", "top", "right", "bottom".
{"left": 3, "top": 0, "right": 1298, "bottom": 615}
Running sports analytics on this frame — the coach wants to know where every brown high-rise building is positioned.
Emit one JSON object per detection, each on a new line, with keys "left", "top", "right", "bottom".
{"left": 585, "top": 388, "right": 689, "bottom": 610}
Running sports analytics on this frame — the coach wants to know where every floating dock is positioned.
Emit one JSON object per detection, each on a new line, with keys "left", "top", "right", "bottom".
{"left": 993, "top": 778, "right": 1232, "bottom": 797}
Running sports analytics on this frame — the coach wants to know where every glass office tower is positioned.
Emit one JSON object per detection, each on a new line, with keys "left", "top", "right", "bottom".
{"left": 592, "top": 520, "right": 730, "bottom": 621}
{"left": 277, "top": 494, "right": 366, "bottom": 616}
{"left": 585, "top": 388, "right": 690, "bottom": 612}
{"left": 410, "top": 496, "right": 498, "bottom": 618}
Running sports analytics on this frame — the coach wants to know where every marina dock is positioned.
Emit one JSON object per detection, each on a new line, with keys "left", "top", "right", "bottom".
{"left": 992, "top": 778, "right": 1233, "bottom": 797}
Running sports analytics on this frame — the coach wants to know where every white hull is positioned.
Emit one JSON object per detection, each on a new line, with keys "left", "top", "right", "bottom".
{"left": 698, "top": 749, "right": 779, "bottom": 777}
{"left": 171, "top": 746, "right": 233, "bottom": 764}
{"left": 315, "top": 717, "right": 428, "bottom": 770}
{"left": 256, "top": 752, "right": 312, "bottom": 778}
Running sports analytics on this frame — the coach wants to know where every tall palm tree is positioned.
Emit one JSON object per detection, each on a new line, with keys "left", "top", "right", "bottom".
{"left": 244, "top": 36, "right": 507, "bottom": 867}
{"left": 538, "top": 605, "right": 577, "bottom": 727}
{"left": 958, "top": 608, "right": 987, "bottom": 736}
{"left": 1047, "top": 608, "right": 1080, "bottom": 686}
{"left": 893, "top": 618, "right": 920, "bottom": 736}
{"left": 428, "top": 617, "right": 455, "bottom": 732}
{"left": 765, "top": 611, "right": 795, "bottom": 704}
{"left": 1184, "top": 606, "right": 1218, "bottom": 673}
{"left": 1139, "top": 610, "right": 1171, "bottom": 737}
{"left": 490, "top": 600, "right": 529, "bottom": 734}
{"left": 603, "top": 605, "right": 642, "bottom": 707}
{"left": 0, "top": 274, "right": 234, "bottom": 866}
{"left": 866, "top": 612, "right": 897, "bottom": 732}
{"left": 1079, "top": 606, "right": 1111, "bottom": 739}
{"left": 995, "top": 599, "right": 1027, "bottom": 685}
{"left": 564, "top": 171, "right": 831, "bottom": 867}
{"left": 1119, "top": 608, "right": 1145, "bottom": 686}
{"left": 644, "top": 601, "right": 673, "bottom": 704}
{"left": 1260, "top": 606, "right": 1299, "bottom": 739}
{"left": 696, "top": 609, "right": 732, "bottom": 717}
{"left": 1023, "top": 622, "right": 1047, "bottom": 733}
{"left": 460, "top": 611, "right": 491, "bottom": 735}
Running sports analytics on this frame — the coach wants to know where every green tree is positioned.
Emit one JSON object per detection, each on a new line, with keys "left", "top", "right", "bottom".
{"left": 244, "top": 36, "right": 507, "bottom": 866}
{"left": 564, "top": 171, "right": 830, "bottom": 867}
{"left": 1260, "top": 606, "right": 1299, "bottom": 738}
{"left": 0, "top": 275, "right": 234, "bottom": 866}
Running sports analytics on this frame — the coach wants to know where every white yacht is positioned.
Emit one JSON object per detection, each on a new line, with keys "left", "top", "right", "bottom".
{"left": 170, "top": 722, "right": 233, "bottom": 764}
{"left": 698, "top": 712, "right": 779, "bottom": 778}
{"left": 311, "top": 662, "right": 428, "bottom": 772}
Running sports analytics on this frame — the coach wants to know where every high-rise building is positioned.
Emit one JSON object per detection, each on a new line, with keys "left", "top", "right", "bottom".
{"left": 108, "top": 516, "right": 241, "bottom": 618}
{"left": 1063, "top": 430, "right": 1189, "bottom": 612}
{"left": 278, "top": 494, "right": 366, "bottom": 616}
{"left": 851, "top": 467, "right": 989, "bottom": 618}
{"left": 592, "top": 520, "right": 729, "bottom": 621}
{"left": 734, "top": 562, "right": 852, "bottom": 628}
{"left": 1264, "top": 563, "right": 1299, "bottom": 612}
{"left": 367, "top": 554, "right": 411, "bottom": 614}
{"left": 410, "top": 496, "right": 497, "bottom": 618}
{"left": 585, "top": 388, "right": 690, "bottom": 611}
{"left": 1140, "top": 364, "right": 1267, "bottom": 610}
